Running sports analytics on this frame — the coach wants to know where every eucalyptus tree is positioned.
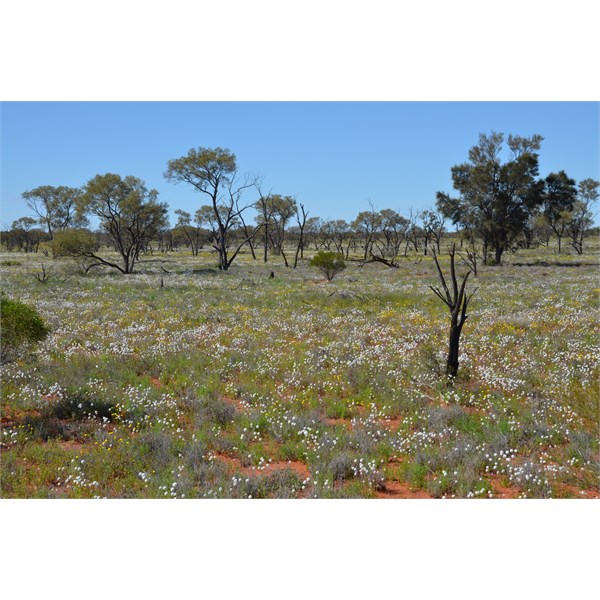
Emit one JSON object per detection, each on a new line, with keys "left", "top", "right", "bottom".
{"left": 368, "top": 209, "right": 407, "bottom": 267}
{"left": 255, "top": 191, "right": 274, "bottom": 262}
{"left": 75, "top": 174, "right": 168, "bottom": 274}
{"left": 437, "top": 132, "right": 544, "bottom": 265}
{"left": 352, "top": 203, "right": 382, "bottom": 260}
{"left": 528, "top": 212, "right": 554, "bottom": 247}
{"left": 541, "top": 171, "right": 577, "bottom": 253}
{"left": 268, "top": 195, "right": 296, "bottom": 264}
{"left": 165, "top": 147, "right": 260, "bottom": 270}
{"left": 379, "top": 209, "right": 408, "bottom": 252}
{"left": 568, "top": 178, "right": 600, "bottom": 254}
{"left": 174, "top": 209, "right": 204, "bottom": 256}
{"left": 9, "top": 217, "right": 45, "bottom": 253}
{"left": 404, "top": 209, "right": 423, "bottom": 255}
{"left": 22, "top": 185, "right": 86, "bottom": 239}
{"left": 420, "top": 209, "right": 446, "bottom": 254}
{"left": 315, "top": 219, "right": 334, "bottom": 251}
{"left": 330, "top": 220, "right": 355, "bottom": 258}
{"left": 305, "top": 217, "right": 323, "bottom": 250}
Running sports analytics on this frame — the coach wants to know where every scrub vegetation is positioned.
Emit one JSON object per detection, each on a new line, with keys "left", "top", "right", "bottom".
{"left": 1, "top": 241, "right": 598, "bottom": 499}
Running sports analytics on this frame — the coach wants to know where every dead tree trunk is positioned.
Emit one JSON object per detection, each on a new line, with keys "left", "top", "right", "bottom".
{"left": 458, "top": 246, "right": 479, "bottom": 278}
{"left": 293, "top": 203, "right": 308, "bottom": 269}
{"left": 429, "top": 244, "right": 477, "bottom": 378}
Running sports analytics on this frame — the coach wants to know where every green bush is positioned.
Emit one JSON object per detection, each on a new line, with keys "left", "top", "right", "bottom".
{"left": 309, "top": 251, "right": 346, "bottom": 281}
{"left": 51, "top": 228, "right": 98, "bottom": 258}
{"left": 0, "top": 294, "right": 50, "bottom": 363}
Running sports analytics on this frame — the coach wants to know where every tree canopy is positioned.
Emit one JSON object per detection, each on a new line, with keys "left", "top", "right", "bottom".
{"left": 22, "top": 185, "right": 86, "bottom": 239}
{"left": 73, "top": 174, "right": 168, "bottom": 273}
{"left": 437, "top": 132, "right": 544, "bottom": 265}
{"left": 8, "top": 138, "right": 599, "bottom": 268}
{"left": 164, "top": 147, "right": 260, "bottom": 270}
{"left": 541, "top": 171, "right": 577, "bottom": 253}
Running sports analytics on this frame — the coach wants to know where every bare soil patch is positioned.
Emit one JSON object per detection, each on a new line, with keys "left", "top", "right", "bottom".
{"left": 221, "top": 394, "right": 249, "bottom": 413}
{"left": 487, "top": 474, "right": 521, "bottom": 499}
{"left": 214, "top": 453, "right": 311, "bottom": 480}
{"left": 376, "top": 480, "right": 432, "bottom": 499}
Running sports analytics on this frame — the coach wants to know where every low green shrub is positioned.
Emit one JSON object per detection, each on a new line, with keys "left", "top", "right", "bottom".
{"left": 0, "top": 294, "right": 50, "bottom": 363}
{"left": 309, "top": 251, "right": 346, "bottom": 281}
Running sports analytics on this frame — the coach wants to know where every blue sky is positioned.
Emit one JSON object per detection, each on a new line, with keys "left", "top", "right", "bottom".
{"left": 1, "top": 101, "right": 598, "bottom": 229}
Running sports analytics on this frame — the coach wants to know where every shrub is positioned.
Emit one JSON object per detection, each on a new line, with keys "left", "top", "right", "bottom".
{"left": 230, "top": 469, "right": 302, "bottom": 499}
{"left": 309, "top": 251, "right": 346, "bottom": 281}
{"left": 0, "top": 294, "right": 50, "bottom": 363}
{"left": 140, "top": 430, "right": 174, "bottom": 469}
{"left": 198, "top": 396, "right": 239, "bottom": 427}
{"left": 18, "top": 392, "right": 118, "bottom": 442}
{"left": 51, "top": 228, "right": 98, "bottom": 259}
{"left": 51, "top": 229, "right": 104, "bottom": 275}
{"left": 49, "top": 393, "right": 117, "bottom": 421}
{"left": 22, "top": 414, "right": 97, "bottom": 443}
{"left": 328, "top": 451, "right": 356, "bottom": 481}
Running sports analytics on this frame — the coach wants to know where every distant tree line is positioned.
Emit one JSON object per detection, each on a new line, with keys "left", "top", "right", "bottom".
{"left": 2, "top": 136, "right": 598, "bottom": 273}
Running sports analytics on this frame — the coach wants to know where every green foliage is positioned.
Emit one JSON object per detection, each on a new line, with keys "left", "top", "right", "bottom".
{"left": 5, "top": 217, "right": 47, "bottom": 253}
{"left": 543, "top": 171, "right": 577, "bottom": 223}
{"left": 437, "top": 131, "right": 544, "bottom": 265}
{"left": 78, "top": 174, "right": 168, "bottom": 273}
{"left": 0, "top": 294, "right": 50, "bottom": 363}
{"left": 21, "top": 185, "right": 85, "bottom": 238}
{"left": 309, "top": 251, "right": 346, "bottom": 280}
{"left": 12, "top": 216, "right": 37, "bottom": 230}
{"left": 164, "top": 147, "right": 237, "bottom": 192}
{"left": 51, "top": 228, "right": 98, "bottom": 258}
{"left": 567, "top": 178, "right": 600, "bottom": 254}
{"left": 164, "top": 147, "right": 259, "bottom": 271}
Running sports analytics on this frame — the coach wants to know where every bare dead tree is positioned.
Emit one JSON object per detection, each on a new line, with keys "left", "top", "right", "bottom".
{"left": 255, "top": 187, "right": 274, "bottom": 263}
{"left": 293, "top": 202, "right": 309, "bottom": 268}
{"left": 458, "top": 248, "right": 478, "bottom": 278}
{"left": 404, "top": 208, "right": 421, "bottom": 256}
{"left": 34, "top": 263, "right": 52, "bottom": 284}
{"left": 364, "top": 253, "right": 400, "bottom": 268}
{"left": 237, "top": 204, "right": 258, "bottom": 260}
{"left": 429, "top": 244, "right": 477, "bottom": 377}
{"left": 174, "top": 209, "right": 204, "bottom": 257}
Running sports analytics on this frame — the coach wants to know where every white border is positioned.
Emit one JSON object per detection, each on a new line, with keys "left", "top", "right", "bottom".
{"left": 1, "top": 2, "right": 599, "bottom": 597}
{"left": 1, "top": 1, "right": 599, "bottom": 100}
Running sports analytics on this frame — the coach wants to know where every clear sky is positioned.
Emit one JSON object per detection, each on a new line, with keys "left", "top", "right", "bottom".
{"left": 1, "top": 101, "right": 598, "bottom": 229}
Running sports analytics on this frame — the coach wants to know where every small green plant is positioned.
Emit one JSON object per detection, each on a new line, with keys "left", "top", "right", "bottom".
{"left": 0, "top": 294, "right": 50, "bottom": 363}
{"left": 309, "top": 251, "right": 346, "bottom": 281}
